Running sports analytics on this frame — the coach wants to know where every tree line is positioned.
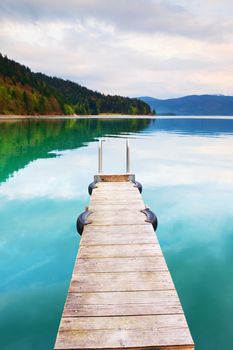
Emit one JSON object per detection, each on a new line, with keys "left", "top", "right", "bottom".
{"left": 0, "top": 53, "right": 153, "bottom": 116}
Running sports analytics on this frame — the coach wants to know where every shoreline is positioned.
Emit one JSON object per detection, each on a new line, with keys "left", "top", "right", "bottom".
{"left": 0, "top": 114, "right": 156, "bottom": 120}
{"left": 0, "top": 114, "right": 233, "bottom": 120}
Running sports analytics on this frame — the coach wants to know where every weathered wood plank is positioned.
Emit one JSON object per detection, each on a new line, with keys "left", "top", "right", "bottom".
{"left": 88, "top": 209, "right": 149, "bottom": 226}
{"left": 95, "top": 174, "right": 134, "bottom": 182}
{"left": 82, "top": 223, "right": 156, "bottom": 236}
{"left": 74, "top": 256, "right": 168, "bottom": 273}
{"left": 95, "top": 186, "right": 136, "bottom": 192}
{"left": 90, "top": 198, "right": 146, "bottom": 206}
{"left": 88, "top": 203, "right": 146, "bottom": 211}
{"left": 81, "top": 230, "right": 157, "bottom": 245}
{"left": 70, "top": 271, "right": 175, "bottom": 292}
{"left": 64, "top": 290, "right": 183, "bottom": 317}
{"left": 96, "top": 181, "right": 134, "bottom": 187}
{"left": 81, "top": 224, "right": 158, "bottom": 245}
{"left": 93, "top": 190, "right": 139, "bottom": 196}
{"left": 91, "top": 191, "right": 142, "bottom": 200}
{"left": 55, "top": 315, "right": 193, "bottom": 350}
{"left": 94, "top": 185, "right": 138, "bottom": 192}
{"left": 78, "top": 243, "right": 163, "bottom": 259}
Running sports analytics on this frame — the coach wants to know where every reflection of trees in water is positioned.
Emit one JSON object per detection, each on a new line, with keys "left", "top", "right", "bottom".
{"left": 0, "top": 118, "right": 151, "bottom": 183}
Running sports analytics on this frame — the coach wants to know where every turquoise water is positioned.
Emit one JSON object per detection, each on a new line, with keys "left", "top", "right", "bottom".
{"left": 0, "top": 118, "right": 233, "bottom": 349}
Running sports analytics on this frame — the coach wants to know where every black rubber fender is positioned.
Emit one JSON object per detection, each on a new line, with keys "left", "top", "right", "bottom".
{"left": 76, "top": 210, "right": 92, "bottom": 236}
{"left": 88, "top": 181, "right": 98, "bottom": 195}
{"left": 141, "top": 208, "right": 158, "bottom": 231}
{"left": 133, "top": 181, "right": 142, "bottom": 193}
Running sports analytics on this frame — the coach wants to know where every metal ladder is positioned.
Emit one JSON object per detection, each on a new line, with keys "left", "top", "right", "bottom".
{"left": 98, "top": 139, "right": 131, "bottom": 174}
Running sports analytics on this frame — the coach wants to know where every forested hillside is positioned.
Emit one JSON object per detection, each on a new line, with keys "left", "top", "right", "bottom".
{"left": 0, "top": 54, "right": 152, "bottom": 115}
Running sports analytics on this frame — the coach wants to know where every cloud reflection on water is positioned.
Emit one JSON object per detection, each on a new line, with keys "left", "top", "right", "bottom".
{"left": 1, "top": 124, "right": 233, "bottom": 200}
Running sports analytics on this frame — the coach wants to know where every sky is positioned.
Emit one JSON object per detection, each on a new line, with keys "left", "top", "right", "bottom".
{"left": 0, "top": 0, "right": 233, "bottom": 98}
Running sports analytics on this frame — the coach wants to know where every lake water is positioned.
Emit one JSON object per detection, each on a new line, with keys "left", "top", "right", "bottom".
{"left": 0, "top": 117, "right": 233, "bottom": 350}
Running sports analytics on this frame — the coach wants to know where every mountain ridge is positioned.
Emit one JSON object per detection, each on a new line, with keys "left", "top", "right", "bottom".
{"left": 139, "top": 95, "right": 233, "bottom": 116}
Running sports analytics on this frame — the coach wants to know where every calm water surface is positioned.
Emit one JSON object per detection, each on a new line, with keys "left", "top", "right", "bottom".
{"left": 0, "top": 118, "right": 233, "bottom": 349}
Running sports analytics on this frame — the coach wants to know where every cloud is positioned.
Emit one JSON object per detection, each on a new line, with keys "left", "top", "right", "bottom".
{"left": 0, "top": 147, "right": 94, "bottom": 200}
{"left": 0, "top": 0, "right": 232, "bottom": 98}
{"left": 0, "top": 0, "right": 231, "bottom": 41}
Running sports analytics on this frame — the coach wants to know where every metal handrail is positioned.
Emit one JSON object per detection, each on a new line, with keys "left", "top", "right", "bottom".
{"left": 126, "top": 139, "right": 130, "bottom": 173}
{"left": 98, "top": 140, "right": 103, "bottom": 173}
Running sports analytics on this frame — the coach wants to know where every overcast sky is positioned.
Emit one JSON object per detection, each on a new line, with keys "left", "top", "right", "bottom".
{"left": 0, "top": 0, "right": 233, "bottom": 98}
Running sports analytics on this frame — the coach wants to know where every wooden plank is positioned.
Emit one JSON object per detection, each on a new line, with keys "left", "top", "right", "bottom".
{"left": 97, "top": 182, "right": 133, "bottom": 185}
{"left": 88, "top": 210, "right": 149, "bottom": 226}
{"left": 82, "top": 223, "right": 156, "bottom": 236}
{"left": 90, "top": 198, "right": 146, "bottom": 206}
{"left": 80, "top": 224, "right": 158, "bottom": 245}
{"left": 81, "top": 230, "right": 157, "bottom": 245}
{"left": 70, "top": 271, "right": 175, "bottom": 292}
{"left": 88, "top": 216, "right": 149, "bottom": 226}
{"left": 64, "top": 290, "right": 183, "bottom": 317}
{"left": 96, "top": 174, "right": 134, "bottom": 182}
{"left": 90, "top": 194, "right": 142, "bottom": 200}
{"left": 78, "top": 244, "right": 163, "bottom": 259}
{"left": 74, "top": 256, "right": 168, "bottom": 273}
{"left": 91, "top": 190, "right": 138, "bottom": 196}
{"left": 92, "top": 188, "right": 141, "bottom": 194}
{"left": 93, "top": 189, "right": 139, "bottom": 196}
{"left": 81, "top": 233, "right": 157, "bottom": 246}
{"left": 96, "top": 182, "right": 136, "bottom": 189}
{"left": 88, "top": 203, "right": 146, "bottom": 211}
{"left": 94, "top": 185, "right": 138, "bottom": 192}
{"left": 55, "top": 315, "right": 193, "bottom": 350}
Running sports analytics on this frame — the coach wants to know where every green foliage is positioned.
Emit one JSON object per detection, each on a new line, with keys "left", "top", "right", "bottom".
{"left": 64, "top": 104, "right": 75, "bottom": 115}
{"left": 0, "top": 53, "right": 152, "bottom": 115}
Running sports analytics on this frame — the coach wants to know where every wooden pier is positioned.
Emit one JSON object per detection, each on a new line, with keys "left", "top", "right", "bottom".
{"left": 54, "top": 174, "right": 194, "bottom": 350}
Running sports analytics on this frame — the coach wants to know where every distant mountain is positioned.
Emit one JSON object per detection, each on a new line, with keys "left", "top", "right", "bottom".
{"left": 0, "top": 53, "right": 151, "bottom": 116}
{"left": 139, "top": 95, "right": 233, "bottom": 116}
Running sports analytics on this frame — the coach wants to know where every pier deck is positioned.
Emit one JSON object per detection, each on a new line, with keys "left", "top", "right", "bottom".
{"left": 54, "top": 175, "right": 194, "bottom": 350}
